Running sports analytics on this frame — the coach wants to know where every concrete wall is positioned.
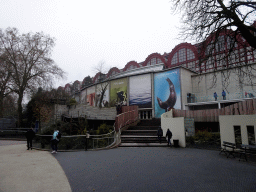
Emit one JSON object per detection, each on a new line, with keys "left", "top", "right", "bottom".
{"left": 161, "top": 110, "right": 186, "bottom": 147}
{"left": 80, "top": 89, "right": 87, "bottom": 104}
{"left": 191, "top": 64, "right": 256, "bottom": 102}
{"left": 180, "top": 68, "right": 195, "bottom": 109}
{"left": 219, "top": 115, "right": 256, "bottom": 146}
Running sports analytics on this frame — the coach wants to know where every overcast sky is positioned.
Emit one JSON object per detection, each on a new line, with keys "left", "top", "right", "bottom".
{"left": 1, "top": 0, "right": 184, "bottom": 87}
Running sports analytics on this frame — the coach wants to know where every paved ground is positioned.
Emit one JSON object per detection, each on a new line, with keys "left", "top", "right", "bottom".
{"left": 1, "top": 140, "right": 256, "bottom": 192}
{"left": 0, "top": 140, "right": 72, "bottom": 192}
{"left": 55, "top": 147, "right": 256, "bottom": 192}
{"left": 0, "top": 140, "right": 27, "bottom": 146}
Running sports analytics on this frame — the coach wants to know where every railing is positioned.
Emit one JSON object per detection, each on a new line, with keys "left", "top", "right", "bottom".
{"left": 115, "top": 106, "right": 139, "bottom": 132}
{"left": 90, "top": 130, "right": 116, "bottom": 149}
{"left": 0, "top": 128, "right": 29, "bottom": 139}
{"left": 32, "top": 131, "right": 116, "bottom": 151}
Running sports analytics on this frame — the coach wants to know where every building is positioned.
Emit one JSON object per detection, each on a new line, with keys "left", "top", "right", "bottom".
{"left": 59, "top": 28, "right": 256, "bottom": 120}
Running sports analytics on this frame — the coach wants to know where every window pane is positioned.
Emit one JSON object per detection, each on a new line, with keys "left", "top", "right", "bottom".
{"left": 179, "top": 48, "right": 186, "bottom": 62}
{"left": 171, "top": 52, "right": 178, "bottom": 65}
{"left": 187, "top": 49, "right": 195, "bottom": 60}
{"left": 151, "top": 58, "right": 156, "bottom": 65}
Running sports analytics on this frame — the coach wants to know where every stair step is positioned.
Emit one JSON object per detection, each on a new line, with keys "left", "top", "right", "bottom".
{"left": 137, "top": 119, "right": 161, "bottom": 126}
{"left": 120, "top": 119, "right": 166, "bottom": 147}
{"left": 121, "top": 131, "right": 157, "bottom": 136}
{"left": 121, "top": 141, "right": 167, "bottom": 143}
{"left": 119, "top": 143, "right": 169, "bottom": 147}
{"left": 128, "top": 126, "right": 159, "bottom": 130}
{"left": 121, "top": 137, "right": 167, "bottom": 143}
{"left": 121, "top": 135, "right": 160, "bottom": 138}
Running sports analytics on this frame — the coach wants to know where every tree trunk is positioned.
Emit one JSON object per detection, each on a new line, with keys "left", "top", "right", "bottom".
{"left": 17, "top": 94, "right": 23, "bottom": 128}
{"left": 0, "top": 96, "right": 3, "bottom": 118}
{"left": 39, "top": 110, "right": 41, "bottom": 133}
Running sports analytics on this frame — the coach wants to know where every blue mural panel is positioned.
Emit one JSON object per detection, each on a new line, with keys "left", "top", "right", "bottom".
{"left": 154, "top": 69, "right": 181, "bottom": 118}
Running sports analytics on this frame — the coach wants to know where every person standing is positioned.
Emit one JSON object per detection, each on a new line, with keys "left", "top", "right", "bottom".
{"left": 157, "top": 127, "right": 163, "bottom": 144}
{"left": 25, "top": 128, "right": 35, "bottom": 150}
{"left": 166, "top": 129, "right": 172, "bottom": 147}
{"left": 214, "top": 92, "right": 218, "bottom": 101}
{"left": 222, "top": 90, "right": 226, "bottom": 100}
{"left": 51, "top": 130, "right": 59, "bottom": 154}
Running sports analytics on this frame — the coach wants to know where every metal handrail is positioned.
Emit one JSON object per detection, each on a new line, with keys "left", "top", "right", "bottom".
{"left": 33, "top": 123, "right": 117, "bottom": 150}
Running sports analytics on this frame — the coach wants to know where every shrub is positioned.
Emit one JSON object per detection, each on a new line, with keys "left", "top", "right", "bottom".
{"left": 96, "top": 123, "right": 113, "bottom": 135}
{"left": 194, "top": 130, "right": 212, "bottom": 143}
{"left": 69, "top": 98, "right": 77, "bottom": 105}
{"left": 186, "top": 136, "right": 195, "bottom": 144}
{"left": 41, "top": 126, "right": 55, "bottom": 135}
{"left": 78, "top": 128, "right": 87, "bottom": 135}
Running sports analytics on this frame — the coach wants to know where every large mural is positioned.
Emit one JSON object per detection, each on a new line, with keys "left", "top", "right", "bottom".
{"left": 110, "top": 78, "right": 128, "bottom": 106}
{"left": 86, "top": 86, "right": 95, "bottom": 106}
{"left": 129, "top": 74, "right": 152, "bottom": 108}
{"left": 154, "top": 69, "right": 181, "bottom": 118}
{"left": 96, "top": 83, "right": 109, "bottom": 107}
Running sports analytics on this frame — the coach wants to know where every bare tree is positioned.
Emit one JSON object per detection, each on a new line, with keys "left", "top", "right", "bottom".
{"left": 172, "top": 0, "right": 256, "bottom": 49}
{"left": 94, "top": 61, "right": 111, "bottom": 108}
{"left": 171, "top": 0, "right": 256, "bottom": 90}
{"left": 0, "top": 28, "right": 65, "bottom": 127}
{"left": 0, "top": 57, "right": 13, "bottom": 117}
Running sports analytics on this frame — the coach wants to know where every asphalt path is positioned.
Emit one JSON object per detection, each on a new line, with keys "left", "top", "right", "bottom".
{"left": 54, "top": 147, "right": 256, "bottom": 192}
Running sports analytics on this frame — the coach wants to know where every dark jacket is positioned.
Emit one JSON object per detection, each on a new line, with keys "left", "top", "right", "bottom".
{"left": 157, "top": 128, "right": 163, "bottom": 136}
{"left": 166, "top": 129, "right": 172, "bottom": 139}
{"left": 25, "top": 129, "right": 35, "bottom": 140}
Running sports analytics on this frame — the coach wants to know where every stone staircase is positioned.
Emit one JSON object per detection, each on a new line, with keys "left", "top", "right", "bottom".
{"left": 119, "top": 119, "right": 168, "bottom": 147}
{"left": 63, "top": 104, "right": 117, "bottom": 120}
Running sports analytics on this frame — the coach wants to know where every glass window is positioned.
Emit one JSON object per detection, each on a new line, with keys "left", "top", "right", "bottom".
{"left": 157, "top": 58, "right": 162, "bottom": 64}
{"left": 151, "top": 58, "right": 156, "bottom": 65}
{"left": 187, "top": 49, "right": 195, "bottom": 60}
{"left": 216, "top": 36, "right": 225, "bottom": 53}
{"left": 247, "top": 47, "right": 254, "bottom": 61}
{"left": 188, "top": 62, "right": 192, "bottom": 69}
{"left": 179, "top": 48, "right": 186, "bottom": 63}
{"left": 171, "top": 52, "right": 178, "bottom": 65}
{"left": 206, "top": 43, "right": 214, "bottom": 55}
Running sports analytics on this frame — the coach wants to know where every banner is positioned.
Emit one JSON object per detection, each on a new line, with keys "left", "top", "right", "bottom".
{"left": 129, "top": 74, "right": 152, "bottom": 108}
{"left": 154, "top": 69, "right": 181, "bottom": 118}
{"left": 110, "top": 78, "right": 128, "bottom": 106}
